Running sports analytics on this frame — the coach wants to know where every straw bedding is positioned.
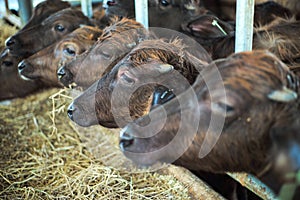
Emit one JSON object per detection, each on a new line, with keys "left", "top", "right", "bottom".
{"left": 0, "top": 88, "right": 191, "bottom": 199}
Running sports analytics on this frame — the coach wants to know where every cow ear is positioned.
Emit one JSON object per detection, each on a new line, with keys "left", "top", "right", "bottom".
{"left": 184, "top": 15, "right": 233, "bottom": 38}
{"left": 267, "top": 86, "right": 298, "bottom": 102}
{"left": 154, "top": 64, "right": 174, "bottom": 74}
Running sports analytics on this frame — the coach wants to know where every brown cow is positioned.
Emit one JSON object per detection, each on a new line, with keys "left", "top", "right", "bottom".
{"left": 195, "top": 18, "right": 300, "bottom": 77}
{"left": 5, "top": 8, "right": 93, "bottom": 58}
{"left": 17, "top": 26, "right": 102, "bottom": 87}
{"left": 20, "top": 0, "right": 71, "bottom": 31}
{"left": 57, "top": 17, "right": 150, "bottom": 89}
{"left": 67, "top": 39, "right": 210, "bottom": 128}
{"left": 119, "top": 50, "right": 300, "bottom": 194}
{"left": 0, "top": 49, "right": 44, "bottom": 101}
{"left": 0, "top": 0, "right": 71, "bottom": 100}
{"left": 102, "top": 0, "right": 203, "bottom": 31}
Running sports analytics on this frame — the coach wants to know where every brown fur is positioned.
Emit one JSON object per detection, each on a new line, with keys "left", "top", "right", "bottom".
{"left": 69, "top": 39, "right": 210, "bottom": 128}
{"left": 0, "top": 49, "right": 45, "bottom": 101}
{"left": 19, "top": 26, "right": 102, "bottom": 87}
{"left": 0, "top": 0, "right": 71, "bottom": 100}
{"left": 21, "top": 0, "right": 71, "bottom": 31}
{"left": 206, "top": 20, "right": 300, "bottom": 77}
{"left": 6, "top": 8, "right": 92, "bottom": 58}
{"left": 58, "top": 17, "right": 149, "bottom": 89}
{"left": 120, "top": 50, "right": 300, "bottom": 192}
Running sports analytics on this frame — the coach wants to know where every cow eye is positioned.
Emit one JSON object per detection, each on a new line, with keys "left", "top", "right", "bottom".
{"left": 100, "top": 51, "right": 111, "bottom": 60}
{"left": 55, "top": 24, "right": 65, "bottom": 32}
{"left": 120, "top": 73, "right": 135, "bottom": 85}
{"left": 160, "top": 0, "right": 170, "bottom": 6}
{"left": 63, "top": 47, "right": 76, "bottom": 56}
{"left": 2, "top": 61, "right": 13, "bottom": 67}
{"left": 106, "top": 0, "right": 116, "bottom": 6}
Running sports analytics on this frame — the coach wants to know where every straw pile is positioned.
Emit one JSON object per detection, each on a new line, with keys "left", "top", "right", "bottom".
{"left": 0, "top": 88, "right": 192, "bottom": 199}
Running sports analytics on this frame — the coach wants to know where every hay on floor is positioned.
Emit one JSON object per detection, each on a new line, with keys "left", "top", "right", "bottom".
{"left": 0, "top": 88, "right": 224, "bottom": 200}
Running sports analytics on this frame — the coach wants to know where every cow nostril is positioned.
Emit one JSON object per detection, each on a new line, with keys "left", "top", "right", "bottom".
{"left": 57, "top": 67, "right": 66, "bottom": 78}
{"left": 18, "top": 61, "right": 26, "bottom": 71}
{"left": 5, "top": 37, "right": 15, "bottom": 47}
{"left": 119, "top": 130, "right": 134, "bottom": 149}
{"left": 67, "top": 103, "right": 75, "bottom": 120}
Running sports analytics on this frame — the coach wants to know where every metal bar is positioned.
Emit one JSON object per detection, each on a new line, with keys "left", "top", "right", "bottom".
{"left": 17, "top": 0, "right": 33, "bottom": 26}
{"left": 81, "top": 0, "right": 93, "bottom": 18}
{"left": 234, "top": 0, "right": 255, "bottom": 52}
{"left": 134, "top": 0, "right": 148, "bottom": 28}
{"left": 227, "top": 173, "right": 278, "bottom": 200}
{"left": 4, "top": 0, "right": 9, "bottom": 11}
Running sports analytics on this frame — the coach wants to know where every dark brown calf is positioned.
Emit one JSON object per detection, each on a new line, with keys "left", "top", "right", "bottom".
{"left": 0, "top": 0, "right": 70, "bottom": 100}
{"left": 6, "top": 8, "right": 92, "bottom": 58}
{"left": 58, "top": 17, "right": 149, "bottom": 89}
{"left": 119, "top": 50, "right": 300, "bottom": 193}
{"left": 20, "top": 0, "right": 71, "bottom": 31}
{"left": 199, "top": 19, "right": 300, "bottom": 76}
{"left": 68, "top": 39, "right": 210, "bottom": 128}
{"left": 18, "top": 26, "right": 102, "bottom": 87}
{"left": 103, "top": 0, "right": 203, "bottom": 31}
{"left": 0, "top": 49, "right": 43, "bottom": 101}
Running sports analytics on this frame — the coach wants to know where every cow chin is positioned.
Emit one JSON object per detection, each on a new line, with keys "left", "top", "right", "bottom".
{"left": 73, "top": 115, "right": 98, "bottom": 127}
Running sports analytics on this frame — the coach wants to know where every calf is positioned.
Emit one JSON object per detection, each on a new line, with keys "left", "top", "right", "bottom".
{"left": 57, "top": 17, "right": 150, "bottom": 89}
{"left": 5, "top": 8, "right": 92, "bottom": 58}
{"left": 67, "top": 39, "right": 210, "bottom": 128}
{"left": 103, "top": 0, "right": 203, "bottom": 31}
{"left": 20, "top": 0, "right": 71, "bottom": 31}
{"left": 197, "top": 18, "right": 300, "bottom": 75}
{"left": 119, "top": 50, "right": 300, "bottom": 194}
{"left": 0, "top": 0, "right": 71, "bottom": 100}
{"left": 18, "top": 26, "right": 102, "bottom": 87}
{"left": 0, "top": 49, "right": 44, "bottom": 101}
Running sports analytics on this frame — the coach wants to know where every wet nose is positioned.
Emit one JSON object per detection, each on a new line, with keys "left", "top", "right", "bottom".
{"left": 5, "top": 37, "right": 15, "bottom": 47}
{"left": 67, "top": 103, "right": 75, "bottom": 120}
{"left": 57, "top": 66, "right": 66, "bottom": 79}
{"left": 18, "top": 60, "right": 27, "bottom": 71}
{"left": 119, "top": 128, "right": 134, "bottom": 149}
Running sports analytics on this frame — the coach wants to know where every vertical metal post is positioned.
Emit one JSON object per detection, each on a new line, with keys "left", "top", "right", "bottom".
{"left": 18, "top": 0, "right": 33, "bottom": 26}
{"left": 81, "top": 0, "right": 93, "bottom": 18}
{"left": 235, "top": 0, "right": 255, "bottom": 53}
{"left": 4, "top": 0, "right": 9, "bottom": 11}
{"left": 135, "top": 0, "right": 148, "bottom": 28}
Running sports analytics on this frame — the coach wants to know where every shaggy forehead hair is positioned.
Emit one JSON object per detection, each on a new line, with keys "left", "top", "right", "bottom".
{"left": 126, "top": 39, "right": 187, "bottom": 66}
{"left": 99, "top": 17, "right": 145, "bottom": 41}
{"left": 218, "top": 51, "right": 299, "bottom": 99}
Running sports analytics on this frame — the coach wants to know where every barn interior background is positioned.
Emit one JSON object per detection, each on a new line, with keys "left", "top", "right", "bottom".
{"left": 0, "top": 0, "right": 299, "bottom": 199}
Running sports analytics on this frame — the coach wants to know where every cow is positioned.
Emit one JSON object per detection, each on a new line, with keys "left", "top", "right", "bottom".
{"left": 119, "top": 50, "right": 300, "bottom": 194}
{"left": 0, "top": 0, "right": 71, "bottom": 100}
{"left": 189, "top": 17, "right": 300, "bottom": 77}
{"left": 57, "top": 17, "right": 150, "bottom": 89}
{"left": 67, "top": 39, "right": 210, "bottom": 128}
{"left": 0, "top": 49, "right": 44, "bottom": 101}
{"left": 5, "top": 7, "right": 93, "bottom": 58}
{"left": 17, "top": 26, "right": 102, "bottom": 87}
{"left": 20, "top": 0, "right": 71, "bottom": 31}
{"left": 102, "top": 0, "right": 204, "bottom": 31}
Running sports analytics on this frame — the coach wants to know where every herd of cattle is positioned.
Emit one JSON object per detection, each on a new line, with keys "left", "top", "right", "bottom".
{"left": 1, "top": 0, "right": 300, "bottom": 198}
